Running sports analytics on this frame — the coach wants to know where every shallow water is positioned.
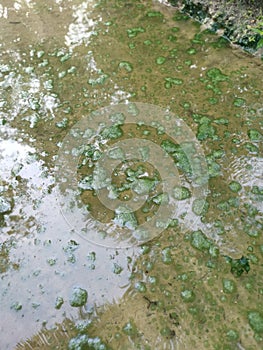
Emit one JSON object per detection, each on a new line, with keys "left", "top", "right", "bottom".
{"left": 0, "top": 1, "right": 262, "bottom": 349}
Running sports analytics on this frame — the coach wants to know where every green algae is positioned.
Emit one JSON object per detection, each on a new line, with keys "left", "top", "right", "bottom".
{"left": 69, "top": 287, "right": 88, "bottom": 307}
{"left": 118, "top": 61, "right": 133, "bottom": 73}
{"left": 186, "top": 47, "right": 197, "bottom": 55}
{"left": 11, "top": 302, "right": 23, "bottom": 311}
{"left": 55, "top": 296, "right": 64, "bottom": 310}
{"left": 114, "top": 206, "right": 138, "bottom": 230}
{"left": 1, "top": 1, "right": 263, "bottom": 349}
{"left": 248, "top": 311, "right": 263, "bottom": 334}
{"left": 226, "top": 329, "right": 239, "bottom": 341}
{"left": 113, "top": 263, "right": 123, "bottom": 275}
{"left": 164, "top": 77, "right": 183, "bottom": 88}
{"left": 233, "top": 97, "right": 246, "bottom": 107}
{"left": 192, "top": 198, "right": 209, "bottom": 215}
{"left": 161, "top": 247, "right": 173, "bottom": 265}
{"left": 100, "top": 125, "right": 123, "bottom": 140}
{"left": 132, "top": 178, "right": 157, "bottom": 195}
{"left": 248, "top": 128, "right": 262, "bottom": 141}
{"left": 229, "top": 181, "right": 242, "bottom": 193}
{"left": 206, "top": 68, "right": 229, "bottom": 83}
{"left": 134, "top": 281, "right": 147, "bottom": 293}
{"left": 127, "top": 27, "right": 145, "bottom": 38}
{"left": 224, "top": 256, "right": 250, "bottom": 277}
{"left": 161, "top": 140, "right": 192, "bottom": 176}
{"left": 222, "top": 279, "right": 236, "bottom": 294}
{"left": 68, "top": 335, "right": 111, "bottom": 350}
{"left": 197, "top": 121, "right": 217, "bottom": 141}
{"left": 122, "top": 320, "right": 139, "bottom": 336}
{"left": 173, "top": 186, "right": 191, "bottom": 200}
{"left": 181, "top": 289, "right": 196, "bottom": 302}
{"left": 156, "top": 56, "right": 166, "bottom": 65}
{"left": 0, "top": 197, "right": 12, "bottom": 214}
{"left": 190, "top": 230, "right": 211, "bottom": 251}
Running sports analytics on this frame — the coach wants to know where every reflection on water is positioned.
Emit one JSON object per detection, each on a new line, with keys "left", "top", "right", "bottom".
{"left": 0, "top": 0, "right": 262, "bottom": 349}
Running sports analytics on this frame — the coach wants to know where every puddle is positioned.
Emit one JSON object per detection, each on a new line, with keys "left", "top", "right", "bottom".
{"left": 0, "top": 0, "right": 262, "bottom": 349}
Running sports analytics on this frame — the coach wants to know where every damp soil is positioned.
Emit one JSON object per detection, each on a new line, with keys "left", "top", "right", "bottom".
{"left": 0, "top": 1, "right": 262, "bottom": 350}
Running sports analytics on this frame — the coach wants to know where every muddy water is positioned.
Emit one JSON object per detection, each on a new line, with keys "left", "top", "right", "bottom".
{"left": 0, "top": 0, "right": 262, "bottom": 349}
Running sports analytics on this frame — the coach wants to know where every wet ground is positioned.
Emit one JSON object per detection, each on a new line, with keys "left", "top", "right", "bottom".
{"left": 0, "top": 1, "right": 262, "bottom": 349}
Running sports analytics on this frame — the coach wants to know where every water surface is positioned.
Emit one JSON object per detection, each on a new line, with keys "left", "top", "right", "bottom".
{"left": 0, "top": 1, "right": 262, "bottom": 349}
